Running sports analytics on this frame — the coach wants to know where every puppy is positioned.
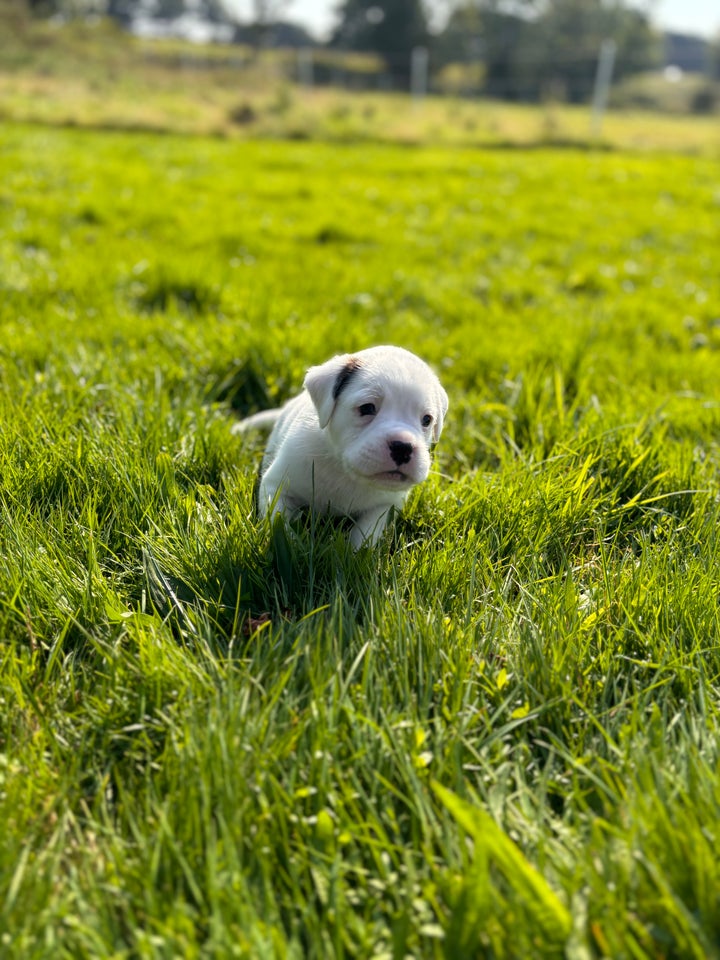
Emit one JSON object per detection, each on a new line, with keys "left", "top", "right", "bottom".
{"left": 234, "top": 345, "right": 448, "bottom": 548}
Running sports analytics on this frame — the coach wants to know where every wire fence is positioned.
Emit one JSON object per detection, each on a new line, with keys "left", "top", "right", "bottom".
{"left": 137, "top": 37, "right": 719, "bottom": 116}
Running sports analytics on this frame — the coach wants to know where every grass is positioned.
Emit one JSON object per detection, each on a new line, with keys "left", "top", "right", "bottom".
{"left": 1, "top": 119, "right": 720, "bottom": 958}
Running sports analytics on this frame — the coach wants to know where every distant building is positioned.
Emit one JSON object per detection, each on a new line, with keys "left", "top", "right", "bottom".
{"left": 231, "top": 20, "right": 318, "bottom": 49}
{"left": 130, "top": 12, "right": 234, "bottom": 44}
{"left": 663, "top": 32, "right": 709, "bottom": 74}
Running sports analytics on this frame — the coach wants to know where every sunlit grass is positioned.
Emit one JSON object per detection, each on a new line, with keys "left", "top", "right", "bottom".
{"left": 1, "top": 122, "right": 719, "bottom": 957}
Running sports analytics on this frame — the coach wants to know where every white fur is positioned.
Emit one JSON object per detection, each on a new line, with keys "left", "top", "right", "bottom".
{"left": 233, "top": 345, "right": 449, "bottom": 548}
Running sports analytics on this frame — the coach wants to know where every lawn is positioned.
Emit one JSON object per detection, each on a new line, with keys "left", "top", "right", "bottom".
{"left": 1, "top": 121, "right": 720, "bottom": 957}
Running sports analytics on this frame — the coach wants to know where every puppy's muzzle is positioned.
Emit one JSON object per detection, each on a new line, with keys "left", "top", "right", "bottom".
{"left": 388, "top": 439, "right": 414, "bottom": 466}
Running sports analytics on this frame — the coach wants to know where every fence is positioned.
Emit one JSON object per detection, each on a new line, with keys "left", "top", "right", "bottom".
{"left": 133, "top": 30, "right": 720, "bottom": 118}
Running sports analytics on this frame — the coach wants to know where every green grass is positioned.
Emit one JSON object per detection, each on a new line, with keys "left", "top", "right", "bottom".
{"left": 1, "top": 121, "right": 720, "bottom": 958}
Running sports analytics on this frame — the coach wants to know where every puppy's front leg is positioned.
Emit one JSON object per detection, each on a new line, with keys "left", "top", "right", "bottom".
{"left": 350, "top": 506, "right": 393, "bottom": 550}
{"left": 258, "top": 468, "right": 304, "bottom": 525}
{"left": 261, "top": 487, "right": 306, "bottom": 529}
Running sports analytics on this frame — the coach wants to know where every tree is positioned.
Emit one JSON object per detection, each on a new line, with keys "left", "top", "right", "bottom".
{"left": 526, "top": 0, "right": 660, "bottom": 102}
{"left": 434, "top": 0, "right": 661, "bottom": 102}
{"left": 432, "top": 0, "right": 539, "bottom": 98}
{"left": 23, "top": 0, "right": 238, "bottom": 24}
{"left": 106, "top": 0, "right": 139, "bottom": 23}
{"left": 240, "top": 0, "right": 291, "bottom": 49}
{"left": 330, "top": 0, "right": 429, "bottom": 86}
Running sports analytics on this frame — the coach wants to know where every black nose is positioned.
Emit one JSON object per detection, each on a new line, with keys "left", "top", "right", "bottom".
{"left": 388, "top": 440, "right": 413, "bottom": 466}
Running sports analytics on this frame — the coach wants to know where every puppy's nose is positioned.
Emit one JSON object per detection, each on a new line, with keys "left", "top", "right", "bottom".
{"left": 388, "top": 439, "right": 413, "bottom": 466}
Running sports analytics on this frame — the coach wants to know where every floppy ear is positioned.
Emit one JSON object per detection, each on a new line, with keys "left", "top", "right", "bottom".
{"left": 304, "top": 354, "right": 361, "bottom": 429}
{"left": 432, "top": 382, "right": 449, "bottom": 443}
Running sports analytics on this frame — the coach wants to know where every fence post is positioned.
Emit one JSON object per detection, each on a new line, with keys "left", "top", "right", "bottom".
{"left": 411, "top": 46, "right": 429, "bottom": 103}
{"left": 590, "top": 39, "right": 616, "bottom": 139}
{"left": 297, "top": 48, "right": 314, "bottom": 87}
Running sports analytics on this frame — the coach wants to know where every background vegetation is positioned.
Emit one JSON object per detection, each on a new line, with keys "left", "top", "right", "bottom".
{"left": 9, "top": 0, "right": 720, "bottom": 107}
{"left": 1, "top": 12, "right": 719, "bottom": 152}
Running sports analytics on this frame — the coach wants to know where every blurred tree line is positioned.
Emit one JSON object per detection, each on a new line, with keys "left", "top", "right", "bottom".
{"left": 434, "top": 1, "right": 660, "bottom": 100}
{"left": 14, "top": 0, "right": 719, "bottom": 100}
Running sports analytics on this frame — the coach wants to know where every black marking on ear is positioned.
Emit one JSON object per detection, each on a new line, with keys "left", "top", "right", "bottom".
{"left": 332, "top": 357, "right": 362, "bottom": 400}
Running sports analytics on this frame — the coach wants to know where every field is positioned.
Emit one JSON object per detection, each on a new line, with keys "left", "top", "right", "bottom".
{"left": 1, "top": 16, "right": 720, "bottom": 154}
{"left": 1, "top": 116, "right": 720, "bottom": 958}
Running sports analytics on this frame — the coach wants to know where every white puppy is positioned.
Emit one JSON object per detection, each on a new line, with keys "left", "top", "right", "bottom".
{"left": 234, "top": 345, "right": 448, "bottom": 548}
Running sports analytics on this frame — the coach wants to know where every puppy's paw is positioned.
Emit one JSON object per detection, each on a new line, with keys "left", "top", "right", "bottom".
{"left": 349, "top": 506, "right": 393, "bottom": 550}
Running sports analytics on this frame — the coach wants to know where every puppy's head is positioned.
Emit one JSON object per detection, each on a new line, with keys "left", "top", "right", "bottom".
{"left": 304, "top": 346, "right": 448, "bottom": 491}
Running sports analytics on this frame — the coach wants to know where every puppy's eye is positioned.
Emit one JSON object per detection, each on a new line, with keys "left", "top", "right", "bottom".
{"left": 358, "top": 403, "right": 377, "bottom": 417}
{"left": 421, "top": 414, "right": 434, "bottom": 428}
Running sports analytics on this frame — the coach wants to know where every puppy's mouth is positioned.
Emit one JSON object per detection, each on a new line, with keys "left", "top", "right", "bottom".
{"left": 372, "top": 470, "right": 413, "bottom": 485}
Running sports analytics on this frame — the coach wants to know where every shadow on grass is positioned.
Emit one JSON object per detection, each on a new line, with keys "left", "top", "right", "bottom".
{"left": 143, "top": 510, "right": 393, "bottom": 651}
{"left": 206, "top": 352, "right": 276, "bottom": 418}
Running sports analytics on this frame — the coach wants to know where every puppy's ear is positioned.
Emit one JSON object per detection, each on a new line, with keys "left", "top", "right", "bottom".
{"left": 304, "top": 354, "right": 362, "bottom": 429}
{"left": 431, "top": 382, "right": 449, "bottom": 443}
